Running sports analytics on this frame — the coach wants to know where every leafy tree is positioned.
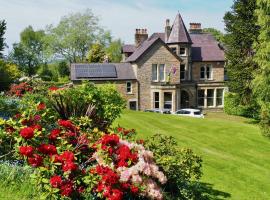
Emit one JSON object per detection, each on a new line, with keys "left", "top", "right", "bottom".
{"left": 203, "top": 28, "right": 224, "bottom": 43}
{"left": 223, "top": 0, "right": 259, "bottom": 108}
{"left": 252, "top": 0, "right": 270, "bottom": 137}
{"left": 0, "top": 60, "right": 21, "bottom": 91}
{"left": 106, "top": 39, "right": 122, "bottom": 62}
{"left": 38, "top": 63, "right": 53, "bottom": 81}
{"left": 57, "top": 61, "right": 69, "bottom": 77}
{"left": 0, "top": 20, "right": 6, "bottom": 58}
{"left": 46, "top": 9, "right": 111, "bottom": 63}
{"left": 87, "top": 43, "right": 106, "bottom": 63}
{"left": 10, "top": 26, "right": 47, "bottom": 76}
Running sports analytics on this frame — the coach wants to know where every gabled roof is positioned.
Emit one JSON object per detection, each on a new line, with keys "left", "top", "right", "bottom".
{"left": 70, "top": 63, "right": 136, "bottom": 81}
{"left": 190, "top": 33, "right": 225, "bottom": 61}
{"left": 125, "top": 35, "right": 182, "bottom": 63}
{"left": 167, "top": 13, "right": 192, "bottom": 44}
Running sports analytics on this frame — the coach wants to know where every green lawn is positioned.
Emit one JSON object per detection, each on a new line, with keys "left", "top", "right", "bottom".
{"left": 114, "top": 111, "right": 270, "bottom": 200}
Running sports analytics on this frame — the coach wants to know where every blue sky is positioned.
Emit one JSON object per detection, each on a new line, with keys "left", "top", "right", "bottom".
{"left": 1, "top": 0, "right": 234, "bottom": 55}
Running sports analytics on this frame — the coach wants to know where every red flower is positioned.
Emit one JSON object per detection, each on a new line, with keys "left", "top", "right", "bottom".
{"left": 49, "top": 86, "right": 59, "bottom": 91}
{"left": 31, "top": 124, "right": 42, "bottom": 131}
{"left": 50, "top": 175, "right": 62, "bottom": 188}
{"left": 110, "top": 189, "right": 123, "bottom": 200}
{"left": 20, "top": 127, "right": 34, "bottom": 139}
{"left": 121, "top": 183, "right": 130, "bottom": 190}
{"left": 37, "top": 103, "right": 46, "bottom": 111}
{"left": 5, "top": 125, "right": 15, "bottom": 133}
{"left": 130, "top": 185, "right": 139, "bottom": 194}
{"left": 51, "top": 154, "right": 62, "bottom": 163}
{"left": 33, "top": 115, "right": 41, "bottom": 121}
{"left": 14, "top": 113, "right": 21, "bottom": 119}
{"left": 58, "top": 120, "right": 75, "bottom": 131}
{"left": 62, "top": 161, "right": 78, "bottom": 172}
{"left": 77, "top": 186, "right": 85, "bottom": 194}
{"left": 49, "top": 129, "right": 61, "bottom": 140}
{"left": 38, "top": 144, "right": 57, "bottom": 155}
{"left": 101, "top": 134, "right": 119, "bottom": 147}
{"left": 60, "top": 181, "right": 73, "bottom": 196}
{"left": 28, "top": 154, "right": 43, "bottom": 167}
{"left": 136, "top": 139, "right": 144, "bottom": 144}
{"left": 117, "top": 127, "right": 123, "bottom": 132}
{"left": 60, "top": 151, "right": 75, "bottom": 162}
{"left": 19, "top": 146, "right": 34, "bottom": 157}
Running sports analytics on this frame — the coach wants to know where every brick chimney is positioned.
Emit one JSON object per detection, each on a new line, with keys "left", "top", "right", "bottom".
{"left": 135, "top": 29, "right": 148, "bottom": 47}
{"left": 189, "top": 23, "right": 202, "bottom": 33}
{"left": 165, "top": 19, "right": 171, "bottom": 42}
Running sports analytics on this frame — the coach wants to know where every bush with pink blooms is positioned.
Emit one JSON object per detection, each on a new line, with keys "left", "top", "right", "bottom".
{"left": 0, "top": 83, "right": 203, "bottom": 200}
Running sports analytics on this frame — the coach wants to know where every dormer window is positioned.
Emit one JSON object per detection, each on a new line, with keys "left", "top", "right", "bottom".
{"left": 180, "top": 47, "right": 186, "bottom": 56}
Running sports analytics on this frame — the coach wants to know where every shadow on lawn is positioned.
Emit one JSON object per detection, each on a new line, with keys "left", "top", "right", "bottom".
{"left": 197, "top": 182, "right": 231, "bottom": 200}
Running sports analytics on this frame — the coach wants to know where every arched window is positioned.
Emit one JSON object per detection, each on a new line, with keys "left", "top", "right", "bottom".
{"left": 200, "top": 66, "right": 205, "bottom": 79}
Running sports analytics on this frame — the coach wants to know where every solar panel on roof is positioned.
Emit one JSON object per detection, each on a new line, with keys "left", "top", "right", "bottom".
{"left": 75, "top": 64, "right": 117, "bottom": 78}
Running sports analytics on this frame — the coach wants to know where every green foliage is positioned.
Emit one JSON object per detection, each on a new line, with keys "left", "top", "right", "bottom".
{"left": 106, "top": 39, "right": 123, "bottom": 62}
{"left": 145, "top": 134, "right": 202, "bottom": 200}
{"left": 46, "top": 9, "right": 111, "bottom": 63}
{"left": 0, "top": 60, "right": 21, "bottom": 91}
{"left": 0, "top": 95, "right": 20, "bottom": 118}
{"left": 0, "top": 20, "right": 6, "bottom": 58}
{"left": 10, "top": 26, "right": 48, "bottom": 76}
{"left": 57, "top": 61, "right": 69, "bottom": 77}
{"left": 223, "top": 0, "right": 259, "bottom": 106}
{"left": 224, "top": 92, "right": 259, "bottom": 119}
{"left": 38, "top": 63, "right": 53, "bottom": 81}
{"left": 48, "top": 82, "right": 126, "bottom": 129}
{"left": 252, "top": 0, "right": 270, "bottom": 137}
{"left": 203, "top": 28, "right": 224, "bottom": 43}
{"left": 87, "top": 43, "right": 106, "bottom": 63}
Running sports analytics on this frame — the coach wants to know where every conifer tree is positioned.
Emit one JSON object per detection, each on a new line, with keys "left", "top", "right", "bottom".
{"left": 252, "top": 0, "right": 270, "bottom": 136}
{"left": 223, "top": 0, "right": 259, "bottom": 106}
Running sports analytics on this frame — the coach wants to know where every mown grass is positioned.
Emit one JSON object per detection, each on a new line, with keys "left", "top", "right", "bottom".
{"left": 114, "top": 111, "right": 270, "bottom": 200}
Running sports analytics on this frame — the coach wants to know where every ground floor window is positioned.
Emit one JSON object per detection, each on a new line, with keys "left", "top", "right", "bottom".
{"left": 129, "top": 101, "right": 137, "bottom": 110}
{"left": 197, "top": 88, "right": 224, "bottom": 108}
{"left": 154, "top": 92, "right": 159, "bottom": 109}
{"left": 164, "top": 92, "right": 172, "bottom": 110}
{"left": 216, "top": 89, "right": 224, "bottom": 106}
{"left": 207, "top": 89, "right": 214, "bottom": 107}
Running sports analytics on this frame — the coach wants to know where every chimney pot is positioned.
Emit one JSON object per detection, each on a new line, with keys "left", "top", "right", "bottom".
{"left": 189, "top": 23, "right": 202, "bottom": 33}
{"left": 135, "top": 28, "right": 148, "bottom": 47}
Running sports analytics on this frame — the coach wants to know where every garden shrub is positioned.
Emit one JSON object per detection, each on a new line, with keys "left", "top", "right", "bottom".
{"left": 145, "top": 134, "right": 203, "bottom": 200}
{"left": 0, "top": 94, "right": 20, "bottom": 118}
{"left": 224, "top": 92, "right": 259, "bottom": 119}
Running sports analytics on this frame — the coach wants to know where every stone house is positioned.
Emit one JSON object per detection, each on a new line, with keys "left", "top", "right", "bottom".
{"left": 70, "top": 13, "right": 226, "bottom": 112}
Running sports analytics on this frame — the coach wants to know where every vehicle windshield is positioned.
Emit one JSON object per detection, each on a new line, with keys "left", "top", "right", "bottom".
{"left": 194, "top": 111, "right": 201, "bottom": 115}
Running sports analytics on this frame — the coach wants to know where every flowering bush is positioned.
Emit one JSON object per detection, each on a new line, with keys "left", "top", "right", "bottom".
{"left": 8, "top": 82, "right": 33, "bottom": 97}
{"left": 0, "top": 94, "right": 166, "bottom": 200}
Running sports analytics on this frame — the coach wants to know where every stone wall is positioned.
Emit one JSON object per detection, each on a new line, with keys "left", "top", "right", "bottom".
{"left": 135, "top": 40, "right": 181, "bottom": 111}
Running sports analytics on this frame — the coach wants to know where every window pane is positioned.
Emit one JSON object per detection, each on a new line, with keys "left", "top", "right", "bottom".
{"left": 164, "top": 92, "right": 172, "bottom": 110}
{"left": 200, "top": 66, "right": 205, "bottom": 79}
{"left": 180, "top": 64, "right": 185, "bottom": 80}
{"left": 217, "top": 89, "right": 224, "bottom": 106}
{"left": 152, "top": 64, "right": 157, "bottom": 81}
{"left": 198, "top": 89, "right": 204, "bottom": 107}
{"left": 159, "top": 64, "right": 165, "bottom": 81}
{"left": 154, "top": 92, "right": 159, "bottom": 109}
{"left": 206, "top": 65, "right": 212, "bottom": 79}
{"left": 180, "top": 48, "right": 185, "bottom": 55}
{"left": 207, "top": 89, "right": 214, "bottom": 107}
{"left": 171, "top": 48, "right": 176, "bottom": 54}
{"left": 126, "top": 82, "right": 131, "bottom": 93}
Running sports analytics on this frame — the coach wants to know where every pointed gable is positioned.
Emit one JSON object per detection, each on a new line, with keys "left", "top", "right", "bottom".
{"left": 167, "top": 13, "right": 192, "bottom": 44}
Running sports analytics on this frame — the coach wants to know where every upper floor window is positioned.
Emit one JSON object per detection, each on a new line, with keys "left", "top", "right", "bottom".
{"left": 126, "top": 81, "right": 132, "bottom": 93}
{"left": 180, "top": 64, "right": 186, "bottom": 80}
{"left": 171, "top": 47, "right": 177, "bottom": 54}
{"left": 152, "top": 64, "right": 165, "bottom": 82}
{"left": 180, "top": 47, "right": 186, "bottom": 56}
{"left": 200, "top": 65, "right": 213, "bottom": 80}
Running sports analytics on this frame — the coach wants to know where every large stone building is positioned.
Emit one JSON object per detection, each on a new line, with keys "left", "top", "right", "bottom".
{"left": 71, "top": 13, "right": 226, "bottom": 112}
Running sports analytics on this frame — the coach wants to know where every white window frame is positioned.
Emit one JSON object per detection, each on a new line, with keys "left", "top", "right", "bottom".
{"left": 216, "top": 88, "right": 224, "bottom": 107}
{"left": 200, "top": 64, "right": 213, "bottom": 80}
{"left": 154, "top": 92, "right": 160, "bottom": 109}
{"left": 152, "top": 64, "right": 166, "bottom": 82}
{"left": 197, "top": 89, "right": 205, "bottom": 108}
{"left": 180, "top": 47, "right": 186, "bottom": 56}
{"left": 206, "top": 89, "right": 215, "bottom": 107}
{"left": 126, "top": 81, "right": 132, "bottom": 94}
{"left": 180, "top": 64, "right": 186, "bottom": 80}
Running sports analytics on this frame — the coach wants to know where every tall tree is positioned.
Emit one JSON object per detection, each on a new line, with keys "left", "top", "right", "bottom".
{"left": 87, "top": 43, "right": 106, "bottom": 63}
{"left": 10, "top": 26, "right": 47, "bottom": 76}
{"left": 106, "top": 39, "right": 122, "bottom": 62}
{"left": 252, "top": 0, "right": 270, "bottom": 136}
{"left": 224, "top": 0, "right": 259, "bottom": 105}
{"left": 0, "top": 20, "right": 7, "bottom": 58}
{"left": 46, "top": 9, "right": 111, "bottom": 63}
{"left": 203, "top": 28, "right": 224, "bottom": 43}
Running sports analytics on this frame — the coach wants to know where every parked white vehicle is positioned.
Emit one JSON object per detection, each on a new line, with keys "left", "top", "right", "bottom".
{"left": 174, "top": 109, "right": 204, "bottom": 118}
